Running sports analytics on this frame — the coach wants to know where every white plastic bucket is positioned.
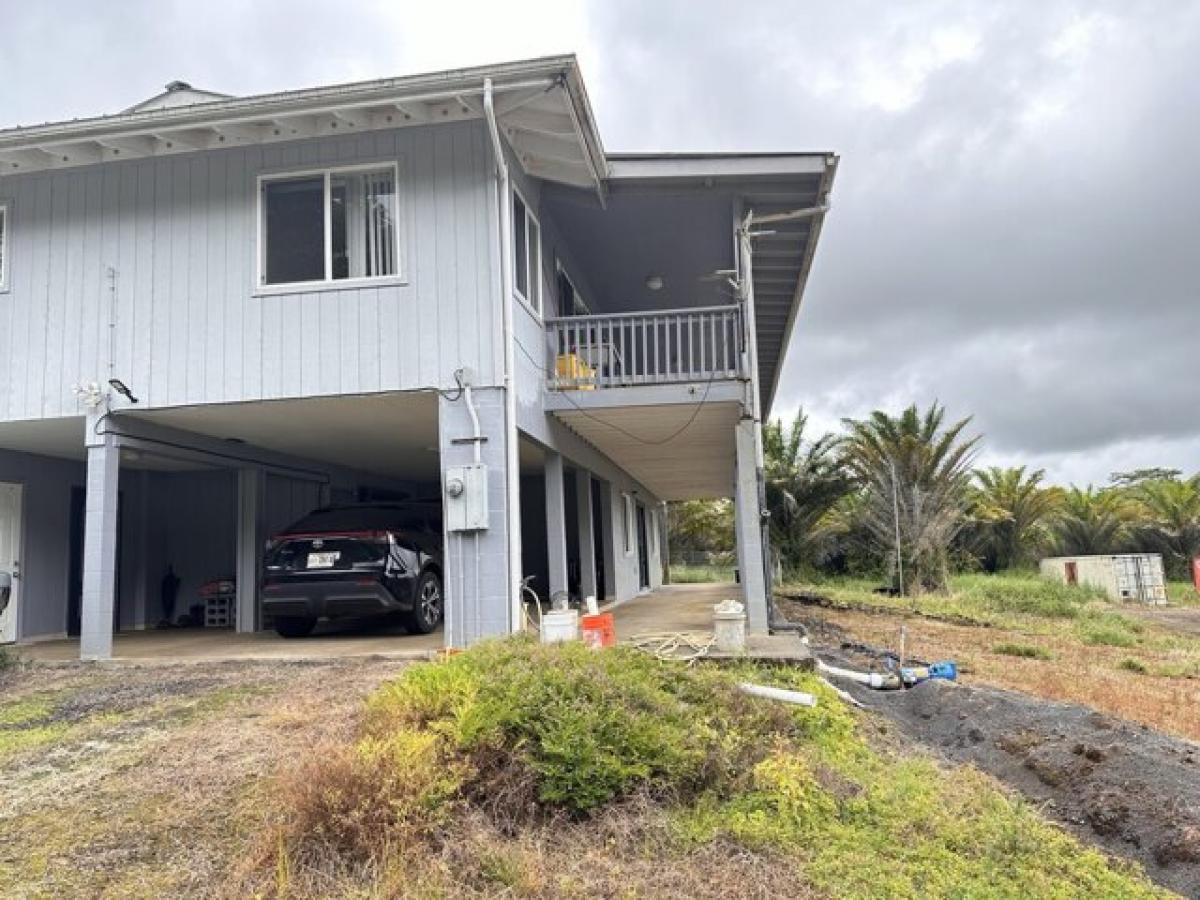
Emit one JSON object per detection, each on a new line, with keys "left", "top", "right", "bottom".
{"left": 541, "top": 609, "right": 580, "bottom": 644}
{"left": 712, "top": 600, "right": 747, "bottom": 653}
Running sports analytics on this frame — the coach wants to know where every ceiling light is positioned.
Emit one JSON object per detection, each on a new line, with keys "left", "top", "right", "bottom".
{"left": 645, "top": 275, "right": 664, "bottom": 291}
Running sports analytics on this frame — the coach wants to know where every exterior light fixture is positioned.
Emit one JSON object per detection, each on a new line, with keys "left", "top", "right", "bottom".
{"left": 108, "top": 378, "right": 139, "bottom": 404}
{"left": 645, "top": 275, "right": 664, "bottom": 291}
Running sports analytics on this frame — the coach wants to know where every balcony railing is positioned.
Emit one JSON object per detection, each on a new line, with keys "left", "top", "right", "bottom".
{"left": 547, "top": 305, "right": 744, "bottom": 390}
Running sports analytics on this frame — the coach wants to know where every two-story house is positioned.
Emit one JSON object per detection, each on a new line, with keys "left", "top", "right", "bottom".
{"left": 0, "top": 55, "right": 836, "bottom": 659}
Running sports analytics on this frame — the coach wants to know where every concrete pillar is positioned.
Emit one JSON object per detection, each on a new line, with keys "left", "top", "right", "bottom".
{"left": 575, "top": 469, "right": 597, "bottom": 604}
{"left": 236, "top": 468, "right": 265, "bottom": 633}
{"left": 544, "top": 451, "right": 568, "bottom": 603}
{"left": 439, "top": 388, "right": 513, "bottom": 647}
{"left": 80, "top": 416, "right": 121, "bottom": 660}
{"left": 734, "top": 418, "right": 769, "bottom": 633}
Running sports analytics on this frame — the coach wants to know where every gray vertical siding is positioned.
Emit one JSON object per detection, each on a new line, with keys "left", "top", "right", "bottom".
{"left": 0, "top": 120, "right": 499, "bottom": 423}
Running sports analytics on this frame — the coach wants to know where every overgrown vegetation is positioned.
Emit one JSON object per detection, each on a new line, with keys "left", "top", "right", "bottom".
{"left": 669, "top": 401, "right": 1200, "bottom": 592}
{"left": 244, "top": 639, "right": 1169, "bottom": 898}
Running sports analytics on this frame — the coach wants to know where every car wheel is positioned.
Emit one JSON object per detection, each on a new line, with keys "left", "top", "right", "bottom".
{"left": 407, "top": 571, "right": 444, "bottom": 634}
{"left": 274, "top": 616, "right": 317, "bottom": 638}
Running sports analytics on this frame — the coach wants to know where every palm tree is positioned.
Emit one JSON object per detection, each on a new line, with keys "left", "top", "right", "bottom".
{"left": 1054, "top": 486, "right": 1130, "bottom": 555}
{"left": 763, "top": 411, "right": 854, "bottom": 572}
{"left": 1131, "top": 475, "right": 1200, "bottom": 578}
{"left": 968, "top": 466, "right": 1061, "bottom": 571}
{"left": 840, "top": 403, "right": 979, "bottom": 593}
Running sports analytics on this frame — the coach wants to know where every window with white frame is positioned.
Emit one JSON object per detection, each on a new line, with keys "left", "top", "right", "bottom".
{"left": 512, "top": 189, "right": 541, "bottom": 314}
{"left": 259, "top": 164, "right": 399, "bottom": 288}
{"left": 0, "top": 203, "right": 8, "bottom": 290}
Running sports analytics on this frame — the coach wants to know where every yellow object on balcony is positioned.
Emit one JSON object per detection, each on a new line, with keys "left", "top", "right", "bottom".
{"left": 555, "top": 353, "right": 596, "bottom": 390}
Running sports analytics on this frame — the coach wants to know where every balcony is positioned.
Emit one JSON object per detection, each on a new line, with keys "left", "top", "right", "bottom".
{"left": 546, "top": 305, "right": 745, "bottom": 391}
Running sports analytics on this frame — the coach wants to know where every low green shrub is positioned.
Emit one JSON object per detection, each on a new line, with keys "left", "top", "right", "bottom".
{"left": 1118, "top": 658, "right": 1149, "bottom": 674}
{"left": 262, "top": 638, "right": 1168, "bottom": 897}
{"left": 0, "top": 645, "right": 15, "bottom": 671}
{"left": 992, "top": 642, "right": 1053, "bottom": 660}
{"left": 365, "top": 638, "right": 800, "bottom": 815}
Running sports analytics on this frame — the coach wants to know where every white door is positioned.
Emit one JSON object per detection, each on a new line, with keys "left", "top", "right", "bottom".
{"left": 0, "top": 482, "right": 23, "bottom": 643}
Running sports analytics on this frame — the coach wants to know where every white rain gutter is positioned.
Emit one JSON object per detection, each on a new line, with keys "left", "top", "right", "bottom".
{"left": 484, "top": 77, "right": 525, "bottom": 634}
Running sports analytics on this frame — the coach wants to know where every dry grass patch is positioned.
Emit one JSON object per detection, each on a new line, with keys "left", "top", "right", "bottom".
{"left": 232, "top": 639, "right": 1168, "bottom": 899}
{"left": 805, "top": 607, "right": 1200, "bottom": 742}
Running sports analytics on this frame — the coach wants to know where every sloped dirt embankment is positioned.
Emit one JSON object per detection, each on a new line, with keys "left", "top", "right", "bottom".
{"left": 849, "top": 677, "right": 1200, "bottom": 897}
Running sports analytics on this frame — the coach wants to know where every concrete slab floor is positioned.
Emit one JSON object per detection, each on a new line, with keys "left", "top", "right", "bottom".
{"left": 13, "top": 584, "right": 809, "bottom": 666}
{"left": 16, "top": 619, "right": 444, "bottom": 664}
{"left": 609, "top": 582, "right": 813, "bottom": 665}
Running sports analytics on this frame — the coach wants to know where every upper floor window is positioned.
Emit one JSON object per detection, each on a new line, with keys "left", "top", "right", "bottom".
{"left": 0, "top": 203, "right": 8, "bottom": 291}
{"left": 259, "top": 164, "right": 400, "bottom": 289}
{"left": 512, "top": 188, "right": 541, "bottom": 315}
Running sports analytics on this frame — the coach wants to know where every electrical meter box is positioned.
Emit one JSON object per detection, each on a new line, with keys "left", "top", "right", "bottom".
{"left": 444, "top": 463, "right": 489, "bottom": 532}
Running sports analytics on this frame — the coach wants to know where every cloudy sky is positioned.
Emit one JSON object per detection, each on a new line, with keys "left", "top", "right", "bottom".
{"left": 2, "top": 1, "right": 1196, "bottom": 485}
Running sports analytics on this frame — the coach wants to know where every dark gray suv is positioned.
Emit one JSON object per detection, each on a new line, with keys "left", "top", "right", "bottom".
{"left": 261, "top": 503, "right": 443, "bottom": 637}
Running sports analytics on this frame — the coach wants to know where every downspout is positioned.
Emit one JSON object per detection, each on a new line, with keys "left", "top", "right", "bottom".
{"left": 483, "top": 78, "right": 524, "bottom": 634}
{"left": 738, "top": 202, "right": 828, "bottom": 451}
{"left": 738, "top": 202, "right": 830, "bottom": 626}
{"left": 736, "top": 214, "right": 772, "bottom": 617}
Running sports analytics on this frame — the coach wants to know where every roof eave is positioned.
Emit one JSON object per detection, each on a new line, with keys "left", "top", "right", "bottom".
{"left": 762, "top": 153, "right": 839, "bottom": 416}
{"left": 0, "top": 54, "right": 579, "bottom": 149}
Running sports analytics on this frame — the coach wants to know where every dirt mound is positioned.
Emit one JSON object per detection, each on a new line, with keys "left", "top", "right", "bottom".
{"left": 851, "top": 678, "right": 1200, "bottom": 897}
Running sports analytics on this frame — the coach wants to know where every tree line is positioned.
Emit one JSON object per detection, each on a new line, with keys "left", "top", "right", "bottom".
{"left": 669, "top": 402, "right": 1200, "bottom": 593}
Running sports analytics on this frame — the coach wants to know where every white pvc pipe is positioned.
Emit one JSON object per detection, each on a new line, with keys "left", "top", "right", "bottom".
{"left": 738, "top": 682, "right": 817, "bottom": 707}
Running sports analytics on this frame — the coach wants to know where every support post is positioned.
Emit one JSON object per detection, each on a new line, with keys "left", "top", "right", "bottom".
{"left": 80, "top": 410, "right": 121, "bottom": 660}
{"left": 236, "top": 468, "right": 265, "bottom": 633}
{"left": 439, "top": 388, "right": 513, "bottom": 646}
{"left": 575, "top": 468, "right": 597, "bottom": 603}
{"left": 734, "top": 418, "right": 769, "bottom": 633}
{"left": 597, "top": 478, "right": 616, "bottom": 604}
{"left": 545, "top": 451, "right": 568, "bottom": 603}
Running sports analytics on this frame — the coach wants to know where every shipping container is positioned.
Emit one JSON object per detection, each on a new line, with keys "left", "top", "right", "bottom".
{"left": 1039, "top": 554, "right": 1167, "bottom": 604}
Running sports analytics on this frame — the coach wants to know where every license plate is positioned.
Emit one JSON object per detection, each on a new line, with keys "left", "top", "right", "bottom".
{"left": 307, "top": 551, "right": 340, "bottom": 569}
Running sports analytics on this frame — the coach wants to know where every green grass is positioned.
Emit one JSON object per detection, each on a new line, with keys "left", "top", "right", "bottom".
{"left": 780, "top": 572, "right": 1154, "bottom": 651}
{"left": 781, "top": 572, "right": 1109, "bottom": 627}
{"left": 1080, "top": 616, "right": 1141, "bottom": 648}
{"left": 262, "top": 638, "right": 1168, "bottom": 898}
{"left": 669, "top": 563, "right": 736, "bottom": 584}
{"left": 1167, "top": 580, "right": 1200, "bottom": 606}
{"left": 992, "top": 642, "right": 1054, "bottom": 660}
{"left": 1118, "top": 658, "right": 1148, "bottom": 674}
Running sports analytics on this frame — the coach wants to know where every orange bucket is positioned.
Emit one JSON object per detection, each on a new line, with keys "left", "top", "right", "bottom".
{"left": 580, "top": 612, "right": 616, "bottom": 649}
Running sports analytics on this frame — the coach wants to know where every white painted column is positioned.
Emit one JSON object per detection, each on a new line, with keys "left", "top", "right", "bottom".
{"left": 734, "top": 418, "right": 769, "bottom": 633}
{"left": 439, "top": 388, "right": 513, "bottom": 647}
{"left": 80, "top": 414, "right": 121, "bottom": 660}
{"left": 236, "top": 468, "right": 265, "bottom": 633}
{"left": 545, "top": 451, "right": 569, "bottom": 604}
{"left": 575, "top": 468, "right": 597, "bottom": 604}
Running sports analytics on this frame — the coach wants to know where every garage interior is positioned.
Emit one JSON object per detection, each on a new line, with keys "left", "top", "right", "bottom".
{"left": 2, "top": 391, "right": 449, "bottom": 651}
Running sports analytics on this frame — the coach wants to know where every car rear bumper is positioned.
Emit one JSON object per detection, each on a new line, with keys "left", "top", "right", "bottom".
{"left": 262, "top": 578, "right": 409, "bottom": 620}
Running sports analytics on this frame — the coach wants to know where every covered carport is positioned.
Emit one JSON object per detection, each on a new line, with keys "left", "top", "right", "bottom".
{"left": 3, "top": 390, "right": 448, "bottom": 659}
